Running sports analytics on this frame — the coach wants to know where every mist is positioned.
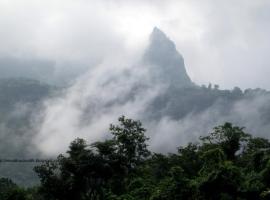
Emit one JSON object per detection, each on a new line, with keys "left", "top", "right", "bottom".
{"left": 32, "top": 73, "right": 270, "bottom": 156}
{"left": 30, "top": 36, "right": 270, "bottom": 156}
{"left": 0, "top": 0, "right": 270, "bottom": 157}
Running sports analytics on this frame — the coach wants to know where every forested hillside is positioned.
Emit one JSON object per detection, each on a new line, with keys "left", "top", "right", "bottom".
{"left": 1, "top": 116, "right": 270, "bottom": 199}
{"left": 146, "top": 83, "right": 270, "bottom": 120}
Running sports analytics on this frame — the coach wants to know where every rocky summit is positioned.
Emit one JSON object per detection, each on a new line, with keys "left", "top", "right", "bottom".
{"left": 143, "top": 27, "right": 193, "bottom": 88}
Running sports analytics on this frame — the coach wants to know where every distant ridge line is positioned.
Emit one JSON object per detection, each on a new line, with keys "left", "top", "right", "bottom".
{"left": 0, "top": 158, "right": 56, "bottom": 163}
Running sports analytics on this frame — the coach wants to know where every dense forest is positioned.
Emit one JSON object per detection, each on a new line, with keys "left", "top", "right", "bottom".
{"left": 1, "top": 116, "right": 270, "bottom": 199}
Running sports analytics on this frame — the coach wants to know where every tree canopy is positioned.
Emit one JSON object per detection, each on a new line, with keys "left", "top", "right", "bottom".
{"left": 1, "top": 117, "right": 270, "bottom": 199}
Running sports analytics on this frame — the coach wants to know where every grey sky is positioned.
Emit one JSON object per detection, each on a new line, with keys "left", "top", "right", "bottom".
{"left": 0, "top": 0, "right": 270, "bottom": 89}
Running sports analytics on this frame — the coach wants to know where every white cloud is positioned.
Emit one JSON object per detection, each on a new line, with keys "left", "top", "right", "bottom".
{"left": 1, "top": 0, "right": 270, "bottom": 155}
{"left": 32, "top": 60, "right": 164, "bottom": 156}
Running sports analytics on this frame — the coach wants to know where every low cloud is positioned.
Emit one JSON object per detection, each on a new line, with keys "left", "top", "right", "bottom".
{"left": 148, "top": 94, "right": 270, "bottom": 153}
{"left": 1, "top": 0, "right": 270, "bottom": 156}
{"left": 32, "top": 59, "right": 165, "bottom": 156}
{"left": 31, "top": 57, "right": 270, "bottom": 156}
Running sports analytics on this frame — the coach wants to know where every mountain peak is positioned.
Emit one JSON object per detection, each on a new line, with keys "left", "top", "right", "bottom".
{"left": 143, "top": 27, "right": 193, "bottom": 87}
{"left": 151, "top": 27, "right": 167, "bottom": 39}
{"left": 149, "top": 27, "right": 176, "bottom": 51}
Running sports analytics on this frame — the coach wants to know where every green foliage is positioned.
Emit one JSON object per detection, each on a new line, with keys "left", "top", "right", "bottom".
{"left": 198, "top": 161, "right": 242, "bottom": 199}
{"left": 200, "top": 122, "right": 250, "bottom": 160}
{"left": 0, "top": 178, "right": 33, "bottom": 200}
{"left": 5, "top": 118, "right": 270, "bottom": 200}
{"left": 109, "top": 116, "right": 151, "bottom": 169}
{"left": 33, "top": 116, "right": 150, "bottom": 200}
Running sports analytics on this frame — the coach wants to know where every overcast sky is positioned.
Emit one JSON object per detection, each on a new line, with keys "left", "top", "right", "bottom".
{"left": 1, "top": 0, "right": 270, "bottom": 89}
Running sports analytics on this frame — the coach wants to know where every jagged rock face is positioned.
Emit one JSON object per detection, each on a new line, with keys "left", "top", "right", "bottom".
{"left": 143, "top": 27, "right": 193, "bottom": 88}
